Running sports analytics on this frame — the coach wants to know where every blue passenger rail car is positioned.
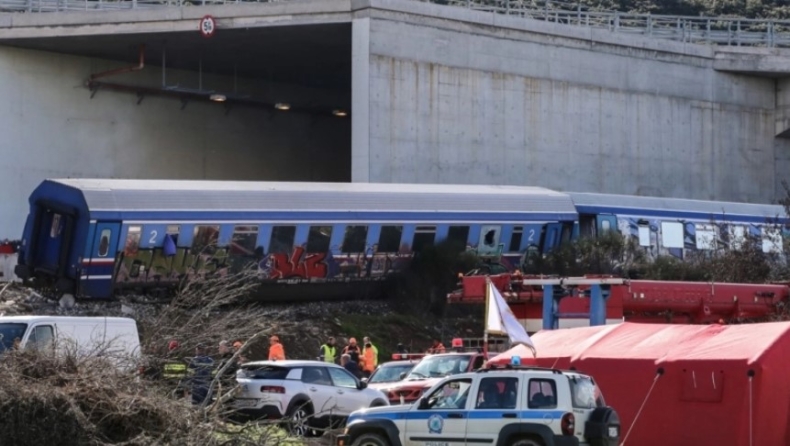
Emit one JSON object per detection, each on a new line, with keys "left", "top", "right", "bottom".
{"left": 569, "top": 192, "right": 789, "bottom": 259}
{"left": 14, "top": 179, "right": 578, "bottom": 299}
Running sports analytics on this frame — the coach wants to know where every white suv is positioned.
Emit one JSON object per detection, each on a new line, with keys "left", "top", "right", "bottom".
{"left": 231, "top": 360, "right": 390, "bottom": 436}
{"left": 336, "top": 365, "right": 620, "bottom": 446}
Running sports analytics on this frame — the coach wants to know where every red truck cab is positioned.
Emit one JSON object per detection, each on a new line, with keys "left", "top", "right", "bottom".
{"left": 376, "top": 351, "right": 488, "bottom": 405}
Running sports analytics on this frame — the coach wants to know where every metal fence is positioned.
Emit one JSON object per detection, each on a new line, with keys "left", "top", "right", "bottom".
{"left": 3, "top": 0, "right": 790, "bottom": 48}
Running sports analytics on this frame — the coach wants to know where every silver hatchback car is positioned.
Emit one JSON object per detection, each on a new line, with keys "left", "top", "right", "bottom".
{"left": 232, "top": 360, "right": 390, "bottom": 436}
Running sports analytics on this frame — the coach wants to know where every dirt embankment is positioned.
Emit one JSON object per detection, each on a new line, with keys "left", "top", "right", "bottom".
{"left": 0, "top": 283, "right": 485, "bottom": 360}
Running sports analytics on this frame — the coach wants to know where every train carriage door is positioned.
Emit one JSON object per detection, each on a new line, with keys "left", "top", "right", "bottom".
{"left": 35, "top": 210, "right": 63, "bottom": 272}
{"left": 33, "top": 205, "right": 76, "bottom": 277}
{"left": 81, "top": 222, "right": 120, "bottom": 297}
{"left": 542, "top": 223, "right": 563, "bottom": 254}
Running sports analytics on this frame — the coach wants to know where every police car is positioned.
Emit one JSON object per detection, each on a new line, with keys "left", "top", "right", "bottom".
{"left": 336, "top": 362, "right": 620, "bottom": 446}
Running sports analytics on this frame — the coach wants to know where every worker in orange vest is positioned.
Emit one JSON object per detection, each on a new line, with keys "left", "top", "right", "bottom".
{"left": 362, "top": 337, "right": 379, "bottom": 368}
{"left": 268, "top": 335, "right": 285, "bottom": 361}
{"left": 361, "top": 341, "right": 377, "bottom": 377}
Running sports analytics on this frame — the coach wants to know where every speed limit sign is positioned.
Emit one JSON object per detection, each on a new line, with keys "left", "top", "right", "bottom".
{"left": 199, "top": 15, "right": 216, "bottom": 38}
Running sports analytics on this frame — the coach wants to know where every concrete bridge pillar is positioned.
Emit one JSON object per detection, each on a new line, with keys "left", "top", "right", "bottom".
{"left": 777, "top": 78, "right": 790, "bottom": 138}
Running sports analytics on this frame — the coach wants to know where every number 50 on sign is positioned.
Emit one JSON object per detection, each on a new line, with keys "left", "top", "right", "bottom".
{"left": 199, "top": 15, "right": 216, "bottom": 38}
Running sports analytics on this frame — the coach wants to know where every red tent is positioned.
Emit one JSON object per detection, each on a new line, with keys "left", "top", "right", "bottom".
{"left": 493, "top": 322, "right": 790, "bottom": 446}
{"left": 487, "top": 343, "right": 539, "bottom": 366}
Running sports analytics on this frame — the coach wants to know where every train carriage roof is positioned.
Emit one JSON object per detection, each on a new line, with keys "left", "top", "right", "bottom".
{"left": 34, "top": 179, "right": 579, "bottom": 221}
{"left": 568, "top": 192, "right": 787, "bottom": 223}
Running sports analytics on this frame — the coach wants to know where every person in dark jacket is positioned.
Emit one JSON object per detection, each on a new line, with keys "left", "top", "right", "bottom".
{"left": 188, "top": 344, "right": 214, "bottom": 405}
{"left": 216, "top": 340, "right": 239, "bottom": 389}
{"left": 341, "top": 353, "right": 362, "bottom": 379}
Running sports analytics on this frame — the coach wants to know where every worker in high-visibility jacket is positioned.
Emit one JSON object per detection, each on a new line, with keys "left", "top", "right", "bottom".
{"left": 162, "top": 340, "right": 188, "bottom": 381}
{"left": 362, "top": 336, "right": 379, "bottom": 368}
{"left": 268, "top": 335, "right": 285, "bottom": 361}
{"left": 361, "top": 341, "right": 377, "bottom": 377}
{"left": 318, "top": 337, "right": 337, "bottom": 364}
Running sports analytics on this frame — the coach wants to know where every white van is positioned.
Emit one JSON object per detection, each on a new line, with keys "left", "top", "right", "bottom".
{"left": 0, "top": 316, "right": 141, "bottom": 369}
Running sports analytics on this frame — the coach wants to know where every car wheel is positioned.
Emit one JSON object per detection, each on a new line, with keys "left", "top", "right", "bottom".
{"left": 286, "top": 402, "right": 315, "bottom": 437}
{"left": 510, "top": 437, "right": 544, "bottom": 446}
{"left": 370, "top": 399, "right": 387, "bottom": 408}
{"left": 352, "top": 432, "right": 390, "bottom": 446}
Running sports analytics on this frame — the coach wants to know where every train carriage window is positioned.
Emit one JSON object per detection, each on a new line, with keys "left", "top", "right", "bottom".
{"left": 412, "top": 226, "right": 436, "bottom": 252}
{"left": 638, "top": 226, "right": 651, "bottom": 247}
{"left": 98, "top": 230, "right": 111, "bottom": 257}
{"left": 307, "top": 226, "right": 332, "bottom": 253}
{"left": 269, "top": 226, "right": 296, "bottom": 254}
{"left": 729, "top": 225, "right": 747, "bottom": 250}
{"left": 601, "top": 220, "right": 611, "bottom": 231}
{"left": 50, "top": 214, "right": 62, "bottom": 238}
{"left": 660, "top": 222, "right": 684, "bottom": 249}
{"left": 124, "top": 226, "right": 141, "bottom": 256}
{"left": 447, "top": 226, "right": 470, "bottom": 249}
{"left": 230, "top": 226, "right": 258, "bottom": 257}
{"left": 192, "top": 225, "right": 220, "bottom": 256}
{"left": 509, "top": 227, "right": 523, "bottom": 252}
{"left": 378, "top": 226, "right": 403, "bottom": 253}
{"left": 342, "top": 226, "right": 368, "bottom": 253}
{"left": 762, "top": 227, "right": 783, "bottom": 254}
{"left": 695, "top": 224, "right": 716, "bottom": 250}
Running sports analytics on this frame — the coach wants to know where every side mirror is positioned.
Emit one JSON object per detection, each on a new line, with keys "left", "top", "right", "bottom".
{"left": 417, "top": 397, "right": 430, "bottom": 410}
{"left": 399, "top": 371, "right": 408, "bottom": 381}
{"left": 357, "top": 380, "right": 368, "bottom": 390}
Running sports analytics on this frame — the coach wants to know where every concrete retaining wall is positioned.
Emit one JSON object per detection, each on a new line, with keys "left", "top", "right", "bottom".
{"left": 354, "top": 2, "right": 787, "bottom": 203}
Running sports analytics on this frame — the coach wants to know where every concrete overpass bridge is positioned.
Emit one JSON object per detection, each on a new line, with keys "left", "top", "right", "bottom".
{"left": 0, "top": 0, "right": 789, "bottom": 237}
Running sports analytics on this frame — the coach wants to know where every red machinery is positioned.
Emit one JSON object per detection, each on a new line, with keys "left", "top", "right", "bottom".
{"left": 447, "top": 273, "right": 790, "bottom": 331}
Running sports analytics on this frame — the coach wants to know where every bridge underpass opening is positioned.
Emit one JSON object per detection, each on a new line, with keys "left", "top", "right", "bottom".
{"left": 0, "top": 22, "right": 352, "bottom": 236}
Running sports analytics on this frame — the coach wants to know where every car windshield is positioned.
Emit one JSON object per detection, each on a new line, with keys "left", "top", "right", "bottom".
{"left": 407, "top": 355, "right": 470, "bottom": 379}
{"left": 240, "top": 365, "right": 290, "bottom": 380}
{"left": 569, "top": 375, "right": 606, "bottom": 409}
{"left": 0, "top": 323, "right": 27, "bottom": 353}
{"left": 369, "top": 363, "right": 415, "bottom": 383}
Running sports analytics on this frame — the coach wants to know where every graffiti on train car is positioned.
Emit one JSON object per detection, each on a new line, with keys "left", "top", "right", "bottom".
{"left": 111, "top": 244, "right": 415, "bottom": 285}
{"left": 260, "top": 246, "right": 412, "bottom": 282}
{"left": 114, "top": 247, "right": 231, "bottom": 284}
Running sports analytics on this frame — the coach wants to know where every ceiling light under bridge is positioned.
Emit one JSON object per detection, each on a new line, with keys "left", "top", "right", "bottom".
{"left": 209, "top": 94, "right": 227, "bottom": 102}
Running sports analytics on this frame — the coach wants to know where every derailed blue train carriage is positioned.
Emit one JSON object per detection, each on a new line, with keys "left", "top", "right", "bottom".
{"left": 14, "top": 179, "right": 579, "bottom": 299}
{"left": 569, "top": 192, "right": 789, "bottom": 260}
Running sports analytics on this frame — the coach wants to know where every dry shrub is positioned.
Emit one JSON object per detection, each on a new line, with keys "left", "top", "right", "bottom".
{"left": 0, "top": 264, "right": 317, "bottom": 446}
{"left": 0, "top": 349, "right": 218, "bottom": 446}
{"left": 138, "top": 264, "right": 269, "bottom": 353}
{"left": 0, "top": 346, "right": 304, "bottom": 446}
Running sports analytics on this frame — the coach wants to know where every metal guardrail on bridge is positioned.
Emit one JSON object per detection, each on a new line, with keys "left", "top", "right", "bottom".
{"left": 2, "top": 0, "right": 790, "bottom": 48}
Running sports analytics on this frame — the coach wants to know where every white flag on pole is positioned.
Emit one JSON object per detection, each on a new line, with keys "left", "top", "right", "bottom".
{"left": 485, "top": 279, "right": 537, "bottom": 358}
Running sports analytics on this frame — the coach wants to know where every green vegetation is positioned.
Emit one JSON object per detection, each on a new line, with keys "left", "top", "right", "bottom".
{"left": 386, "top": 240, "right": 481, "bottom": 316}
{"left": 523, "top": 229, "right": 789, "bottom": 284}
